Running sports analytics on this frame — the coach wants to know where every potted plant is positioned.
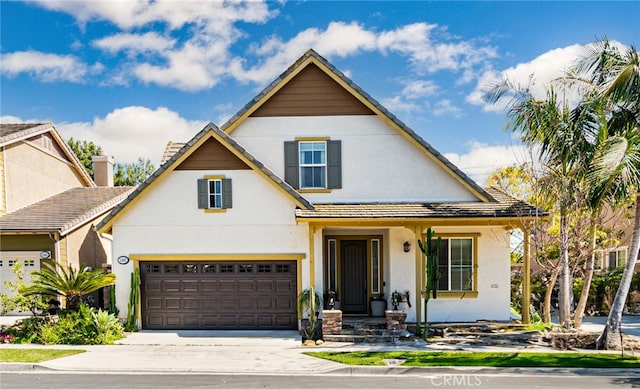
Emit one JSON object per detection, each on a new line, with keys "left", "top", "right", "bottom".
{"left": 391, "top": 290, "right": 411, "bottom": 310}
{"left": 298, "top": 287, "right": 322, "bottom": 345}
{"left": 369, "top": 294, "right": 386, "bottom": 317}
{"left": 323, "top": 289, "right": 340, "bottom": 310}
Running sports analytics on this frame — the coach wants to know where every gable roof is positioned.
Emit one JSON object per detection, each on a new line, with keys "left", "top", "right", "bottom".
{"left": 160, "top": 141, "right": 185, "bottom": 165}
{"left": 0, "top": 187, "right": 134, "bottom": 235}
{"left": 220, "top": 49, "right": 494, "bottom": 203}
{"left": 97, "top": 123, "right": 314, "bottom": 233}
{"left": 0, "top": 122, "right": 95, "bottom": 188}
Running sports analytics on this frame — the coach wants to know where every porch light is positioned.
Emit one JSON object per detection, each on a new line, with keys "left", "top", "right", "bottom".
{"left": 403, "top": 241, "right": 411, "bottom": 253}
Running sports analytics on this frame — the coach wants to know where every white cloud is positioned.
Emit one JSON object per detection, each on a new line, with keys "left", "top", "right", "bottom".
{"left": 56, "top": 106, "right": 208, "bottom": 167}
{"left": 0, "top": 50, "right": 90, "bottom": 82}
{"left": 432, "top": 99, "right": 463, "bottom": 117}
{"left": 445, "top": 141, "right": 535, "bottom": 185}
{"left": 93, "top": 32, "right": 176, "bottom": 54}
{"left": 468, "top": 44, "right": 598, "bottom": 112}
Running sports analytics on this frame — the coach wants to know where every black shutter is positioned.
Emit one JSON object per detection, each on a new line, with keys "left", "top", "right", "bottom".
{"left": 327, "top": 140, "right": 342, "bottom": 189}
{"left": 197, "top": 179, "right": 208, "bottom": 209}
{"left": 222, "top": 178, "right": 232, "bottom": 209}
{"left": 284, "top": 141, "right": 299, "bottom": 189}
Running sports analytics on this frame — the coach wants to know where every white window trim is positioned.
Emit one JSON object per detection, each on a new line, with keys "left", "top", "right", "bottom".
{"left": 299, "top": 141, "right": 327, "bottom": 189}
{"left": 439, "top": 237, "right": 474, "bottom": 292}
{"left": 208, "top": 179, "right": 222, "bottom": 209}
{"left": 371, "top": 239, "right": 381, "bottom": 294}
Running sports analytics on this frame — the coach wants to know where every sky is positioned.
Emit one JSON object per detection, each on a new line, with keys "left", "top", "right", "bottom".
{"left": 1, "top": 1, "right": 638, "bottom": 184}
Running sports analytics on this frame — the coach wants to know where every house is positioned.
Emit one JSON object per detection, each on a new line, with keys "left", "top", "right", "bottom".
{"left": 0, "top": 122, "right": 95, "bottom": 215}
{"left": 97, "top": 50, "right": 540, "bottom": 330}
{"left": 0, "top": 122, "right": 134, "bottom": 310}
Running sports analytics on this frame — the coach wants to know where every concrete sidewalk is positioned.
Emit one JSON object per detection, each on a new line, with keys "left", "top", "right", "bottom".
{"left": 1, "top": 316, "right": 639, "bottom": 375}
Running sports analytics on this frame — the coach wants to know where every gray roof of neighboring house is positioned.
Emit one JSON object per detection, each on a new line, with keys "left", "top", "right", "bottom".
{"left": 0, "top": 187, "right": 135, "bottom": 235}
{"left": 295, "top": 187, "right": 545, "bottom": 220}
{"left": 219, "top": 49, "right": 495, "bottom": 203}
{"left": 97, "top": 123, "right": 314, "bottom": 232}
{"left": 0, "top": 122, "right": 54, "bottom": 146}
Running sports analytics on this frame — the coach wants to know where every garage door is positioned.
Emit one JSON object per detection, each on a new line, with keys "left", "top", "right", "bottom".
{"left": 140, "top": 261, "right": 297, "bottom": 330}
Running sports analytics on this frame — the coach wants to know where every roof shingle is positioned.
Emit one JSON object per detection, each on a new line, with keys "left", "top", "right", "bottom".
{"left": 0, "top": 187, "right": 135, "bottom": 235}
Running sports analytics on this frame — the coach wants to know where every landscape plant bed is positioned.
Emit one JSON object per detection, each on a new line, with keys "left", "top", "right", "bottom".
{"left": 0, "top": 349, "right": 85, "bottom": 363}
{"left": 305, "top": 351, "right": 640, "bottom": 368}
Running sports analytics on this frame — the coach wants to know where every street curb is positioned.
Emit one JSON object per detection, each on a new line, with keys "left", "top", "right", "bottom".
{"left": 0, "top": 363, "right": 52, "bottom": 372}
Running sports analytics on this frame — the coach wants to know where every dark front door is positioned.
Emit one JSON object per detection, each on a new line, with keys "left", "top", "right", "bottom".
{"left": 340, "top": 240, "right": 367, "bottom": 313}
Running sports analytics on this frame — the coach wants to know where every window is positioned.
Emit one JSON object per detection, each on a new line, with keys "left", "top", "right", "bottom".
{"left": 299, "top": 142, "right": 326, "bottom": 188}
{"left": 371, "top": 239, "right": 381, "bottom": 294}
{"left": 197, "top": 177, "right": 232, "bottom": 210}
{"left": 284, "top": 140, "right": 341, "bottom": 190}
{"left": 433, "top": 237, "right": 475, "bottom": 292}
{"left": 209, "top": 179, "right": 223, "bottom": 209}
{"left": 608, "top": 248, "right": 627, "bottom": 269}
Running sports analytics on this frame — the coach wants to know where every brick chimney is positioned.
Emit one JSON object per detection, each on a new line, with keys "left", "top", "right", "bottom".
{"left": 92, "top": 152, "right": 114, "bottom": 187}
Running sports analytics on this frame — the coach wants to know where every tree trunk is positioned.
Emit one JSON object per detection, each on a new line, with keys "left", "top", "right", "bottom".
{"left": 598, "top": 193, "right": 640, "bottom": 349}
{"left": 558, "top": 209, "right": 572, "bottom": 329}
{"left": 574, "top": 212, "right": 599, "bottom": 329}
{"left": 544, "top": 261, "right": 562, "bottom": 324}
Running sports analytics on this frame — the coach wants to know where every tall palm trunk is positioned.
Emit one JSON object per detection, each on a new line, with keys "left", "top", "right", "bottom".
{"left": 574, "top": 211, "right": 599, "bottom": 328}
{"left": 558, "top": 207, "right": 572, "bottom": 328}
{"left": 598, "top": 194, "right": 640, "bottom": 349}
{"left": 544, "top": 261, "right": 562, "bottom": 324}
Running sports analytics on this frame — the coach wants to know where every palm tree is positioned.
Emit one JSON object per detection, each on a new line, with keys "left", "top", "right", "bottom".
{"left": 486, "top": 84, "right": 587, "bottom": 329}
{"left": 21, "top": 262, "right": 116, "bottom": 311}
{"left": 574, "top": 40, "right": 640, "bottom": 349}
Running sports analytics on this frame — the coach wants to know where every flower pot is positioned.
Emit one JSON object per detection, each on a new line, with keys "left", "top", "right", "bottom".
{"left": 370, "top": 300, "right": 386, "bottom": 317}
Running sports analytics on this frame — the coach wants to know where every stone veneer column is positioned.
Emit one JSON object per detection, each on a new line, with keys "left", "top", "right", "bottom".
{"left": 385, "top": 310, "right": 407, "bottom": 331}
{"left": 321, "top": 310, "right": 343, "bottom": 335}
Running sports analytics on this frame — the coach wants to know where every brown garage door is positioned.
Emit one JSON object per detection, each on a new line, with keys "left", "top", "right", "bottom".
{"left": 140, "top": 261, "right": 297, "bottom": 330}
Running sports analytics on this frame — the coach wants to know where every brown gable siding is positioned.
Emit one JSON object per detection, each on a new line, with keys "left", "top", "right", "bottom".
{"left": 251, "top": 64, "right": 374, "bottom": 117}
{"left": 175, "top": 137, "right": 250, "bottom": 170}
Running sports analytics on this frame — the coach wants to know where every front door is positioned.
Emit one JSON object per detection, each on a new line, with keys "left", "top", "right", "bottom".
{"left": 340, "top": 240, "right": 368, "bottom": 313}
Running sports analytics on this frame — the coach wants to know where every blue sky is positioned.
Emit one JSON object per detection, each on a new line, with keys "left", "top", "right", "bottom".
{"left": 1, "top": 1, "right": 638, "bottom": 184}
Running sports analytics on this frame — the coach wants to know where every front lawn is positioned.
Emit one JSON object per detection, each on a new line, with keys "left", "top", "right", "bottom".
{"left": 305, "top": 351, "right": 640, "bottom": 368}
{"left": 0, "top": 349, "right": 85, "bottom": 363}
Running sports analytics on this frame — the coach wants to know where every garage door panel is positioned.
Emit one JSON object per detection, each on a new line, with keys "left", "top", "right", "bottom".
{"left": 182, "top": 280, "right": 199, "bottom": 292}
{"left": 163, "top": 280, "right": 180, "bottom": 292}
{"left": 141, "top": 260, "right": 297, "bottom": 330}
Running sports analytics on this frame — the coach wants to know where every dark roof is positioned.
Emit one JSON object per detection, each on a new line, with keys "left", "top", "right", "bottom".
{"left": 97, "top": 123, "right": 314, "bottom": 232}
{"left": 295, "top": 187, "right": 545, "bottom": 220}
{"left": 0, "top": 187, "right": 135, "bottom": 235}
{"left": 0, "top": 122, "right": 53, "bottom": 146}
{"left": 220, "top": 49, "right": 495, "bottom": 203}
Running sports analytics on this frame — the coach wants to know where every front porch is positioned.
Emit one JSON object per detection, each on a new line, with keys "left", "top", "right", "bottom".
{"left": 320, "top": 309, "right": 413, "bottom": 343}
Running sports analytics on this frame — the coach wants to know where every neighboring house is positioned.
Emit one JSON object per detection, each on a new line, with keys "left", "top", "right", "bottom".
{"left": 98, "top": 50, "right": 540, "bottom": 330}
{"left": 594, "top": 205, "right": 639, "bottom": 272}
{"left": 0, "top": 122, "right": 95, "bottom": 215}
{"left": 0, "top": 122, "right": 133, "bottom": 311}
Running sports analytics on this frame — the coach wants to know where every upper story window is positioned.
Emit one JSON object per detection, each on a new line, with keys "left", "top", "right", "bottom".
{"left": 208, "top": 179, "right": 223, "bottom": 209}
{"left": 299, "top": 141, "right": 326, "bottom": 189}
{"left": 284, "top": 139, "right": 341, "bottom": 191}
{"left": 197, "top": 176, "right": 232, "bottom": 211}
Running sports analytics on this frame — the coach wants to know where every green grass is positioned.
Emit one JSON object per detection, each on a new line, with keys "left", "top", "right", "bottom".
{"left": 305, "top": 351, "right": 640, "bottom": 368}
{"left": 0, "top": 349, "right": 86, "bottom": 363}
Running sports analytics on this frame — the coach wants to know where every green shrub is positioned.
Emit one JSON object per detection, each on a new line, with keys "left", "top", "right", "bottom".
{"left": 5, "top": 304, "right": 124, "bottom": 345}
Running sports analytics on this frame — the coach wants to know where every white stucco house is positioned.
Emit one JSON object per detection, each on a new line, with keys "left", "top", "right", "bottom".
{"left": 97, "top": 50, "right": 540, "bottom": 330}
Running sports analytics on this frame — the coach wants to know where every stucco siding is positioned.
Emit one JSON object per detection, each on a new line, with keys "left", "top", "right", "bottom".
{"left": 4, "top": 142, "right": 87, "bottom": 212}
{"left": 231, "top": 116, "right": 478, "bottom": 203}
{"left": 110, "top": 169, "right": 310, "bottom": 319}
